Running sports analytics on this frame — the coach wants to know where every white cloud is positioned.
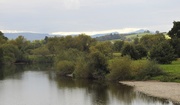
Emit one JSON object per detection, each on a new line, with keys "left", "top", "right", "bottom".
{"left": 51, "top": 28, "right": 143, "bottom": 36}
{"left": 62, "top": 0, "right": 80, "bottom": 10}
{"left": 1, "top": 30, "right": 35, "bottom": 33}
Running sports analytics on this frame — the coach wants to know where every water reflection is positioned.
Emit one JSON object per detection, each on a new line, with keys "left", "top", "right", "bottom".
{"left": 0, "top": 64, "right": 24, "bottom": 80}
{"left": 0, "top": 65, "right": 175, "bottom": 105}
{"left": 55, "top": 76, "right": 174, "bottom": 105}
{"left": 0, "top": 64, "right": 53, "bottom": 80}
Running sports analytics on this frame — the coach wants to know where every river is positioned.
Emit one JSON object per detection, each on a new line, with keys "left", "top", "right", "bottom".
{"left": 0, "top": 64, "right": 174, "bottom": 105}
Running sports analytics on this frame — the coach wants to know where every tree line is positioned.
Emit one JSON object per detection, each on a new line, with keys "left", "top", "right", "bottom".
{"left": 0, "top": 21, "right": 180, "bottom": 81}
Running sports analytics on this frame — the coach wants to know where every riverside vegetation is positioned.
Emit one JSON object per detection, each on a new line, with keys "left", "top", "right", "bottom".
{"left": 0, "top": 21, "right": 180, "bottom": 82}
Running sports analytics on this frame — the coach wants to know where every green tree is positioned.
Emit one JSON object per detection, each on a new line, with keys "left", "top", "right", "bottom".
{"left": 46, "top": 37, "right": 64, "bottom": 55}
{"left": 56, "top": 60, "right": 74, "bottom": 76}
{"left": 74, "top": 57, "right": 92, "bottom": 79}
{"left": 168, "top": 21, "right": 180, "bottom": 57}
{"left": 74, "top": 34, "right": 96, "bottom": 52}
{"left": 0, "top": 48, "right": 3, "bottom": 64}
{"left": 107, "top": 57, "right": 132, "bottom": 81}
{"left": 90, "top": 41, "right": 113, "bottom": 58}
{"left": 32, "top": 45, "right": 50, "bottom": 57}
{"left": 140, "top": 34, "right": 166, "bottom": 50}
{"left": 0, "top": 31, "right": 8, "bottom": 40}
{"left": 88, "top": 51, "right": 109, "bottom": 79}
{"left": 0, "top": 31, "right": 7, "bottom": 44}
{"left": 149, "top": 41, "right": 175, "bottom": 64}
{"left": 169, "top": 38, "right": 180, "bottom": 57}
{"left": 113, "top": 40, "right": 124, "bottom": 52}
{"left": 168, "top": 21, "right": 180, "bottom": 38}
{"left": 135, "top": 44, "right": 147, "bottom": 59}
{"left": 133, "top": 37, "right": 139, "bottom": 45}
{"left": 11, "top": 36, "right": 29, "bottom": 62}
{"left": 0, "top": 44, "right": 20, "bottom": 63}
{"left": 121, "top": 43, "right": 139, "bottom": 60}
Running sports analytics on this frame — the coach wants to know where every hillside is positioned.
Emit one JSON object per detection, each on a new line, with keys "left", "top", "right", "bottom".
{"left": 95, "top": 32, "right": 153, "bottom": 41}
{"left": 4, "top": 33, "right": 50, "bottom": 41}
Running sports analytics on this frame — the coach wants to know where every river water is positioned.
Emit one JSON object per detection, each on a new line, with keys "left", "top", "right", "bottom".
{"left": 0, "top": 64, "right": 174, "bottom": 105}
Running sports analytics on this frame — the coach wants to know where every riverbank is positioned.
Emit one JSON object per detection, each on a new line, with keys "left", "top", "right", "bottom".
{"left": 120, "top": 81, "right": 180, "bottom": 104}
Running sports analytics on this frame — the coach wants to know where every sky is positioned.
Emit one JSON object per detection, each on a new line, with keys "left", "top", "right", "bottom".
{"left": 0, "top": 0, "right": 180, "bottom": 35}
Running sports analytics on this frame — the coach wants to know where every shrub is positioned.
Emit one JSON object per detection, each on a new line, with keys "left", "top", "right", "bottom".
{"left": 56, "top": 60, "right": 74, "bottom": 76}
{"left": 135, "top": 44, "right": 147, "bottom": 59}
{"left": 88, "top": 51, "right": 109, "bottom": 80}
{"left": 135, "top": 60, "right": 164, "bottom": 80}
{"left": 73, "top": 57, "right": 92, "bottom": 79}
{"left": 107, "top": 57, "right": 132, "bottom": 81}
{"left": 149, "top": 41, "right": 175, "bottom": 64}
{"left": 121, "top": 43, "right": 139, "bottom": 60}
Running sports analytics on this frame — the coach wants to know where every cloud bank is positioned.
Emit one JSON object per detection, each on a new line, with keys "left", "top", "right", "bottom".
{"left": 51, "top": 28, "right": 143, "bottom": 36}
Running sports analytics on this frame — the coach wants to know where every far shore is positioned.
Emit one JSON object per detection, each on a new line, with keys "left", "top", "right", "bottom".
{"left": 120, "top": 81, "right": 180, "bottom": 104}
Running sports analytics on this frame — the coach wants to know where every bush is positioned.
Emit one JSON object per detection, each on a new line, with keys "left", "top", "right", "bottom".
{"left": 135, "top": 60, "right": 164, "bottom": 80}
{"left": 107, "top": 57, "right": 132, "bottom": 81}
{"left": 73, "top": 57, "right": 92, "bottom": 79}
{"left": 88, "top": 51, "right": 109, "bottom": 80}
{"left": 121, "top": 43, "right": 139, "bottom": 60}
{"left": 149, "top": 41, "right": 175, "bottom": 64}
{"left": 56, "top": 60, "right": 74, "bottom": 76}
{"left": 135, "top": 44, "right": 147, "bottom": 59}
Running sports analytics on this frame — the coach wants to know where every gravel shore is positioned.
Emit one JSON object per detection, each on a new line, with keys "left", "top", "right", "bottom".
{"left": 120, "top": 81, "right": 180, "bottom": 104}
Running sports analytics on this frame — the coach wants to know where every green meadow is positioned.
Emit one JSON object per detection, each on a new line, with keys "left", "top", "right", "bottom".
{"left": 157, "top": 59, "right": 180, "bottom": 82}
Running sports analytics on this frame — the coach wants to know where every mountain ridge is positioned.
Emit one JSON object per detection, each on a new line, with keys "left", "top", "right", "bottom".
{"left": 3, "top": 29, "right": 151, "bottom": 41}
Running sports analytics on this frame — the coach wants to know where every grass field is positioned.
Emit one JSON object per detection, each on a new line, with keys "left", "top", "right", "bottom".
{"left": 160, "top": 59, "right": 180, "bottom": 74}
{"left": 125, "top": 33, "right": 153, "bottom": 39}
{"left": 157, "top": 59, "right": 180, "bottom": 82}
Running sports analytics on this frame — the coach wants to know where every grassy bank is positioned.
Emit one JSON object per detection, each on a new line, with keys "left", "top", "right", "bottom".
{"left": 111, "top": 53, "right": 180, "bottom": 82}
{"left": 156, "top": 59, "right": 180, "bottom": 82}
{"left": 131, "top": 58, "right": 180, "bottom": 82}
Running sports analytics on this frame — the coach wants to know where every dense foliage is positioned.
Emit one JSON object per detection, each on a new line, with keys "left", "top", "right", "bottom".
{"left": 0, "top": 21, "right": 179, "bottom": 81}
{"left": 150, "top": 41, "right": 175, "bottom": 64}
{"left": 95, "top": 33, "right": 125, "bottom": 41}
{"left": 168, "top": 21, "right": 180, "bottom": 57}
{"left": 168, "top": 21, "right": 180, "bottom": 38}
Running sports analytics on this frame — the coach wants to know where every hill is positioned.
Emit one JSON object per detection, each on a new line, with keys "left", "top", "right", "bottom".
{"left": 4, "top": 33, "right": 50, "bottom": 41}
{"left": 95, "top": 32, "right": 153, "bottom": 41}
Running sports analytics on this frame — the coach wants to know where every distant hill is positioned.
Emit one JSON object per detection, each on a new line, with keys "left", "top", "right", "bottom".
{"left": 4, "top": 33, "right": 50, "bottom": 41}
{"left": 91, "top": 29, "right": 150, "bottom": 38}
{"left": 3, "top": 29, "right": 153, "bottom": 41}
{"left": 95, "top": 33, "right": 126, "bottom": 41}
{"left": 94, "top": 29, "right": 154, "bottom": 41}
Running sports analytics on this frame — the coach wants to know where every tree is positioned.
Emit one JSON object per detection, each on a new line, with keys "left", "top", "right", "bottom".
{"left": 135, "top": 44, "right": 147, "bottom": 59}
{"left": 73, "top": 57, "right": 92, "bottom": 79}
{"left": 0, "top": 44, "right": 20, "bottom": 63}
{"left": 46, "top": 37, "right": 62, "bottom": 55}
{"left": 133, "top": 37, "right": 139, "bottom": 45}
{"left": 0, "top": 31, "right": 8, "bottom": 40}
{"left": 88, "top": 51, "right": 109, "bottom": 79}
{"left": 113, "top": 40, "right": 124, "bottom": 52}
{"left": 168, "top": 21, "right": 180, "bottom": 57}
{"left": 13, "top": 36, "right": 29, "bottom": 62}
{"left": 121, "top": 43, "right": 139, "bottom": 60}
{"left": 155, "top": 30, "right": 160, "bottom": 34}
{"left": 107, "top": 57, "right": 132, "bottom": 81}
{"left": 74, "top": 34, "right": 96, "bottom": 52}
{"left": 140, "top": 34, "right": 166, "bottom": 50}
{"left": 169, "top": 38, "right": 180, "bottom": 57}
{"left": 0, "top": 31, "right": 7, "bottom": 44}
{"left": 90, "top": 41, "right": 113, "bottom": 58}
{"left": 149, "top": 41, "right": 175, "bottom": 64}
{"left": 168, "top": 21, "right": 180, "bottom": 38}
{"left": 32, "top": 45, "right": 50, "bottom": 57}
{"left": 0, "top": 48, "right": 3, "bottom": 64}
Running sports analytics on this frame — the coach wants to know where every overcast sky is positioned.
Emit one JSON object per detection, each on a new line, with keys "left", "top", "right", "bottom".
{"left": 0, "top": 0, "right": 180, "bottom": 34}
